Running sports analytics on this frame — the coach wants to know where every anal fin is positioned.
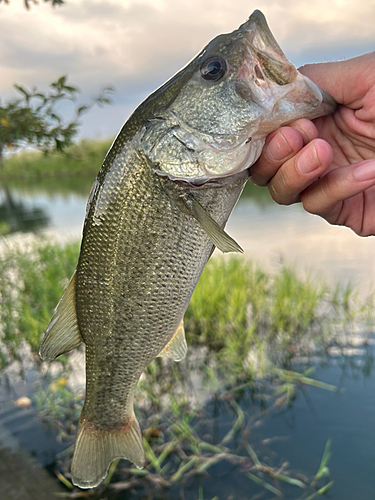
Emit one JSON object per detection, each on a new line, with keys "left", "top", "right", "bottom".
{"left": 39, "top": 270, "right": 83, "bottom": 361}
{"left": 158, "top": 319, "right": 187, "bottom": 361}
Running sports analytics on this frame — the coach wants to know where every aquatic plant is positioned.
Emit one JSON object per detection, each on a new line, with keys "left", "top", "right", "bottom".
{"left": 0, "top": 240, "right": 78, "bottom": 367}
{"left": 0, "top": 139, "right": 111, "bottom": 179}
{"left": 0, "top": 239, "right": 372, "bottom": 498}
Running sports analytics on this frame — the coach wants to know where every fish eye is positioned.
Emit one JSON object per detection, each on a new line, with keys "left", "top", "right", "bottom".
{"left": 200, "top": 56, "right": 227, "bottom": 81}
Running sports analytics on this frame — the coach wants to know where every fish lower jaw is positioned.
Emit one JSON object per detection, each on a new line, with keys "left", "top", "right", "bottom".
{"left": 200, "top": 137, "right": 264, "bottom": 179}
{"left": 153, "top": 137, "right": 263, "bottom": 186}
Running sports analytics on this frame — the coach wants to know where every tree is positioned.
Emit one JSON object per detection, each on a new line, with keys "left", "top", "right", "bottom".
{"left": 0, "top": 76, "right": 113, "bottom": 167}
{"left": 0, "top": 0, "right": 64, "bottom": 8}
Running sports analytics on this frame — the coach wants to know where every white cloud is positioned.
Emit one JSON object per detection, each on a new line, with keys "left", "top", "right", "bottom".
{"left": 1, "top": 0, "right": 374, "bottom": 137}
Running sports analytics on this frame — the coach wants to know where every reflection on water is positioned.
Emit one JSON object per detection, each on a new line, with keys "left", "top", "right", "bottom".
{"left": 0, "top": 179, "right": 91, "bottom": 239}
{"left": 2, "top": 179, "right": 375, "bottom": 292}
{"left": 228, "top": 199, "right": 375, "bottom": 295}
{"left": 197, "top": 346, "right": 375, "bottom": 500}
{"left": 269, "top": 348, "right": 375, "bottom": 500}
{"left": 228, "top": 183, "right": 375, "bottom": 294}
{"left": 0, "top": 187, "right": 50, "bottom": 235}
{"left": 1, "top": 334, "right": 374, "bottom": 499}
{"left": 1, "top": 178, "right": 375, "bottom": 498}
{"left": 0, "top": 365, "right": 67, "bottom": 498}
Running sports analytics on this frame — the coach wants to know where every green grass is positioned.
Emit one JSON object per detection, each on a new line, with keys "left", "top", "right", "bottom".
{"left": 0, "top": 238, "right": 371, "bottom": 372}
{"left": 0, "top": 240, "right": 79, "bottom": 366}
{"left": 0, "top": 239, "right": 372, "bottom": 498}
{"left": 0, "top": 239, "right": 368, "bottom": 371}
{"left": 1, "top": 139, "right": 112, "bottom": 179}
{"left": 185, "top": 258, "right": 369, "bottom": 377}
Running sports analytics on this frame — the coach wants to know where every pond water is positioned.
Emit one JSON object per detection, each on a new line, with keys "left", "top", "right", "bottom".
{"left": 3, "top": 179, "right": 375, "bottom": 292}
{"left": 1, "top": 177, "right": 375, "bottom": 499}
{"left": 188, "top": 343, "right": 375, "bottom": 500}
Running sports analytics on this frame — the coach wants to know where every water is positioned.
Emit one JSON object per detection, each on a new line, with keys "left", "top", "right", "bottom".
{"left": 1, "top": 178, "right": 375, "bottom": 498}
{"left": 193, "top": 344, "right": 375, "bottom": 500}
{"left": 0, "top": 363, "right": 68, "bottom": 498}
{"left": 269, "top": 356, "right": 375, "bottom": 500}
{"left": 3, "top": 180, "right": 375, "bottom": 292}
{"left": 2, "top": 343, "right": 374, "bottom": 499}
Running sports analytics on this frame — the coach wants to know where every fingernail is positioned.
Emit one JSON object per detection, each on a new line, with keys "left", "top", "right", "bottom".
{"left": 265, "top": 132, "right": 293, "bottom": 161}
{"left": 355, "top": 160, "right": 375, "bottom": 181}
{"left": 268, "top": 183, "right": 279, "bottom": 201}
{"left": 296, "top": 144, "right": 321, "bottom": 174}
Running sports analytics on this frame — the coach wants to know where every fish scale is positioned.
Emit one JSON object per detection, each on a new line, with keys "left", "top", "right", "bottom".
{"left": 77, "top": 153, "right": 246, "bottom": 429}
{"left": 39, "top": 10, "right": 337, "bottom": 488}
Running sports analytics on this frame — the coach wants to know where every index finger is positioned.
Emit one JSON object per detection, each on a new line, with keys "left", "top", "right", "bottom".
{"left": 249, "top": 119, "right": 318, "bottom": 186}
{"left": 299, "top": 53, "right": 375, "bottom": 107}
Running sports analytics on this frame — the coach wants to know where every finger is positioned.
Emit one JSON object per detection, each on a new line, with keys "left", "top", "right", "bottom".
{"left": 268, "top": 139, "right": 333, "bottom": 205}
{"left": 249, "top": 119, "right": 318, "bottom": 186}
{"left": 299, "top": 53, "right": 374, "bottom": 106}
{"left": 301, "top": 159, "right": 375, "bottom": 222}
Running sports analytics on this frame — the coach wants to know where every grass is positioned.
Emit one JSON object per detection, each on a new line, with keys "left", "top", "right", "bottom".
{"left": 0, "top": 139, "right": 112, "bottom": 180}
{"left": 0, "top": 239, "right": 79, "bottom": 366}
{"left": 185, "top": 258, "right": 371, "bottom": 376}
{"left": 0, "top": 238, "right": 368, "bottom": 371}
{"left": 0, "top": 239, "right": 373, "bottom": 498}
{"left": 0, "top": 142, "right": 278, "bottom": 211}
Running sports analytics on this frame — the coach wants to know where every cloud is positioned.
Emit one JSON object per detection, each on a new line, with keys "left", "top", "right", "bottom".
{"left": 0, "top": 0, "right": 374, "bottom": 137}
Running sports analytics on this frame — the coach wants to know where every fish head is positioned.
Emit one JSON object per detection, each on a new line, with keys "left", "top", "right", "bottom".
{"left": 141, "top": 10, "right": 336, "bottom": 183}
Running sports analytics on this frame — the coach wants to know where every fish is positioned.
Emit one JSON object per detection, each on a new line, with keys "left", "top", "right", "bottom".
{"left": 39, "top": 10, "right": 336, "bottom": 489}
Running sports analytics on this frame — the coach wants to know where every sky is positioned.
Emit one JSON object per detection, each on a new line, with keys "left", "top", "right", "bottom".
{"left": 1, "top": 0, "right": 375, "bottom": 140}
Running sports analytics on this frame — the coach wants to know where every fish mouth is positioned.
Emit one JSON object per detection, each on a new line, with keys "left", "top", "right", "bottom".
{"left": 238, "top": 10, "right": 337, "bottom": 121}
{"left": 241, "top": 11, "right": 287, "bottom": 62}
{"left": 239, "top": 10, "right": 298, "bottom": 86}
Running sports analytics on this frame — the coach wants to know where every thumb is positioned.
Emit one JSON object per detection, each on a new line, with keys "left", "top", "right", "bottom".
{"left": 298, "top": 52, "right": 374, "bottom": 106}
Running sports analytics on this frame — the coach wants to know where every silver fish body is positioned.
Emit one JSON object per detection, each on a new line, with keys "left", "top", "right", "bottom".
{"left": 39, "top": 10, "right": 336, "bottom": 488}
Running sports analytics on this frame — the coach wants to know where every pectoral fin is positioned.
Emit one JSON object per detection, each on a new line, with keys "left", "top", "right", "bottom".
{"left": 39, "top": 270, "right": 83, "bottom": 361}
{"left": 158, "top": 319, "right": 187, "bottom": 361}
{"left": 180, "top": 194, "right": 243, "bottom": 254}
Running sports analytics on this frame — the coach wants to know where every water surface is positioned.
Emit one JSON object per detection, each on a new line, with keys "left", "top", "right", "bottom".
{"left": 1, "top": 178, "right": 375, "bottom": 498}
{"left": 3, "top": 180, "right": 375, "bottom": 292}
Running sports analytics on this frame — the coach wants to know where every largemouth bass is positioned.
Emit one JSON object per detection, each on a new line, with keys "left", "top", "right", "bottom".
{"left": 39, "top": 10, "right": 336, "bottom": 488}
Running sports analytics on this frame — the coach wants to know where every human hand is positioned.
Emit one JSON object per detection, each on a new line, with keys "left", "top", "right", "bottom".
{"left": 249, "top": 52, "right": 375, "bottom": 236}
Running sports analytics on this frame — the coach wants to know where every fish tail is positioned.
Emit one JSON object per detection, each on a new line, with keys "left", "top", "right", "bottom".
{"left": 71, "top": 415, "right": 145, "bottom": 489}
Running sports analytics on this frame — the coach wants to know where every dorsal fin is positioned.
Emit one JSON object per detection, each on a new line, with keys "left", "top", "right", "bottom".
{"left": 39, "top": 270, "right": 83, "bottom": 361}
{"left": 158, "top": 319, "right": 187, "bottom": 361}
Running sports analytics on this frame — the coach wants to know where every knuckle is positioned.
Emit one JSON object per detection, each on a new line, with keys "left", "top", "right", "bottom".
{"left": 278, "top": 168, "right": 297, "bottom": 194}
{"left": 295, "top": 119, "right": 318, "bottom": 143}
{"left": 268, "top": 183, "right": 281, "bottom": 203}
{"left": 249, "top": 172, "right": 268, "bottom": 187}
{"left": 301, "top": 191, "right": 321, "bottom": 215}
{"left": 306, "top": 177, "right": 331, "bottom": 212}
{"left": 357, "top": 226, "right": 372, "bottom": 237}
{"left": 268, "top": 182, "right": 297, "bottom": 206}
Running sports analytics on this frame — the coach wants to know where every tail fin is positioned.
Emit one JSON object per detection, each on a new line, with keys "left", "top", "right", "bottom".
{"left": 71, "top": 416, "right": 145, "bottom": 489}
